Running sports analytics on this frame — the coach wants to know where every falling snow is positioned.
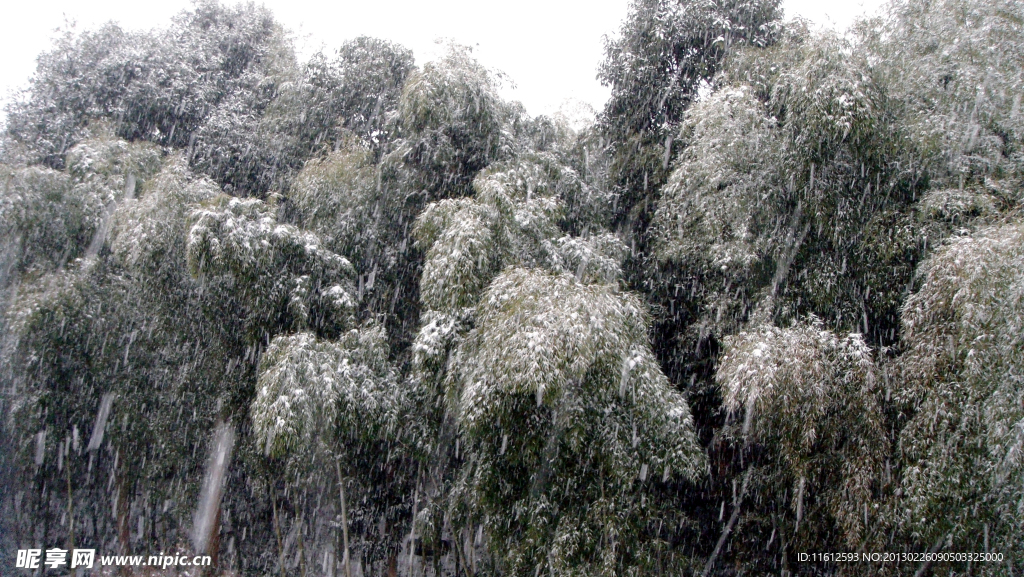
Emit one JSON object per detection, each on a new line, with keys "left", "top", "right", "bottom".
{"left": 1, "top": 0, "right": 1023, "bottom": 574}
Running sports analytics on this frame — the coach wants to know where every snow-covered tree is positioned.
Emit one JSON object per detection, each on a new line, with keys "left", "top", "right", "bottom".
{"left": 896, "top": 219, "right": 1024, "bottom": 568}
{"left": 253, "top": 327, "right": 398, "bottom": 459}
{"left": 298, "top": 37, "right": 415, "bottom": 154}
{"left": 868, "top": 0, "right": 1024, "bottom": 191}
{"left": 186, "top": 146, "right": 420, "bottom": 572}
{"left": 717, "top": 321, "right": 887, "bottom": 571}
{"left": 287, "top": 139, "right": 424, "bottom": 350}
{"left": 250, "top": 324, "right": 412, "bottom": 572}
{"left": 2, "top": 146, "right": 235, "bottom": 564}
{"left": 652, "top": 29, "right": 923, "bottom": 368}
{"left": 289, "top": 145, "right": 379, "bottom": 258}
{"left": 2, "top": 2, "right": 289, "bottom": 182}
{"left": 0, "top": 128, "right": 161, "bottom": 279}
{"left": 186, "top": 193, "right": 357, "bottom": 342}
{"left": 395, "top": 44, "right": 507, "bottom": 198}
{"left": 598, "top": 0, "right": 782, "bottom": 230}
{"left": 450, "top": 268, "right": 706, "bottom": 575}
{"left": 405, "top": 124, "right": 704, "bottom": 571}
{"left": 7, "top": 0, "right": 1022, "bottom": 573}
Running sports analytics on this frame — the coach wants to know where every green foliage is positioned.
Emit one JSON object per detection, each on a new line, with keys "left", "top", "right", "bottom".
{"left": 250, "top": 321, "right": 412, "bottom": 564}
{"left": 451, "top": 268, "right": 706, "bottom": 574}
{"left": 548, "top": 233, "right": 628, "bottom": 285}
{"left": 0, "top": 131, "right": 162, "bottom": 276}
{"left": 300, "top": 37, "right": 415, "bottom": 152}
{"left": 187, "top": 194, "right": 356, "bottom": 340}
{"left": 718, "top": 321, "right": 887, "bottom": 559}
{"left": 598, "top": 0, "right": 783, "bottom": 225}
{"left": 406, "top": 126, "right": 695, "bottom": 573}
{"left": 64, "top": 129, "right": 164, "bottom": 184}
{"left": 507, "top": 111, "right": 620, "bottom": 236}
{"left": 252, "top": 326, "right": 399, "bottom": 459}
{"left": 457, "top": 268, "right": 704, "bottom": 479}
{"left": 897, "top": 219, "right": 1024, "bottom": 564}
{"left": 411, "top": 152, "right": 583, "bottom": 314}
{"left": 288, "top": 142, "right": 424, "bottom": 360}
{"left": 3, "top": 149, "right": 232, "bottom": 554}
{"left": 0, "top": 6, "right": 417, "bottom": 573}
{"left": 652, "top": 86, "right": 777, "bottom": 270}
{"left": 397, "top": 45, "right": 506, "bottom": 197}
{"left": 868, "top": 0, "right": 1024, "bottom": 188}
{"left": 0, "top": 167, "right": 82, "bottom": 275}
{"left": 6, "top": 0, "right": 1024, "bottom": 574}
{"left": 109, "top": 155, "right": 219, "bottom": 273}
{"left": 652, "top": 31, "right": 923, "bottom": 357}
{"left": 600, "top": 0, "right": 782, "bottom": 138}
{"left": 289, "top": 144, "right": 379, "bottom": 256}
{"left": 415, "top": 198, "right": 498, "bottom": 312}
{"left": 3, "top": 1, "right": 288, "bottom": 174}
{"left": 412, "top": 150, "right": 628, "bottom": 320}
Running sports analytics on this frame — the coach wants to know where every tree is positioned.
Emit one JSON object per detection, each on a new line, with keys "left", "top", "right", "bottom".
{"left": 598, "top": 0, "right": 782, "bottom": 230}
{"left": 867, "top": 0, "right": 1024, "bottom": 190}
{"left": 186, "top": 153, "right": 421, "bottom": 573}
{"left": 0, "top": 127, "right": 161, "bottom": 279}
{"left": 716, "top": 320, "right": 887, "bottom": 573}
{"left": 450, "top": 268, "right": 707, "bottom": 575}
{"left": 8, "top": 0, "right": 1024, "bottom": 573}
{"left": 186, "top": 193, "right": 357, "bottom": 343}
{"left": 651, "top": 29, "right": 924, "bottom": 377}
{"left": 251, "top": 326, "right": 411, "bottom": 574}
{"left": 646, "top": 21, "right": 945, "bottom": 576}
{"left": 288, "top": 139, "right": 422, "bottom": 352}
{"left": 395, "top": 44, "right": 508, "bottom": 199}
{"left": 896, "top": 219, "right": 1024, "bottom": 570}
{"left": 2, "top": 2, "right": 289, "bottom": 180}
{"left": 3, "top": 147, "right": 227, "bottom": 565}
{"left": 405, "top": 127, "right": 705, "bottom": 572}
{"left": 298, "top": 37, "right": 415, "bottom": 155}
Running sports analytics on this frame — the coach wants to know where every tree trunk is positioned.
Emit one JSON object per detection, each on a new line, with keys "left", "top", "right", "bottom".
{"left": 914, "top": 533, "right": 949, "bottom": 577}
{"left": 66, "top": 460, "right": 75, "bottom": 551}
{"left": 272, "top": 496, "right": 286, "bottom": 577}
{"left": 453, "top": 527, "right": 473, "bottom": 577}
{"left": 297, "top": 512, "right": 306, "bottom": 577}
{"left": 701, "top": 470, "right": 750, "bottom": 577}
{"left": 336, "top": 462, "right": 351, "bottom": 577}
{"left": 408, "top": 468, "right": 420, "bottom": 577}
{"left": 116, "top": 471, "right": 131, "bottom": 577}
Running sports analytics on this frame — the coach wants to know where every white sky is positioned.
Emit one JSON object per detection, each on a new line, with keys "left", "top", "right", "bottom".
{"left": 0, "top": 0, "right": 887, "bottom": 123}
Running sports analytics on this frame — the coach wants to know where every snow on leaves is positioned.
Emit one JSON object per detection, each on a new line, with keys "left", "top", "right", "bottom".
{"left": 719, "top": 321, "right": 885, "bottom": 549}
{"left": 448, "top": 268, "right": 706, "bottom": 574}
{"left": 289, "top": 145, "right": 378, "bottom": 256}
{"left": 1, "top": 132, "right": 162, "bottom": 275}
{"left": 652, "top": 85, "right": 777, "bottom": 271}
{"left": 456, "top": 268, "right": 705, "bottom": 482}
{"left": 398, "top": 45, "right": 506, "bottom": 197}
{"left": 897, "top": 219, "right": 1024, "bottom": 553}
{"left": 414, "top": 198, "right": 498, "bottom": 313}
{"left": 109, "top": 155, "right": 219, "bottom": 272}
{"left": 186, "top": 194, "right": 356, "bottom": 337}
{"left": 7, "top": 0, "right": 1024, "bottom": 573}
{"left": 252, "top": 326, "right": 399, "bottom": 458}
{"left": 873, "top": 0, "right": 1024, "bottom": 186}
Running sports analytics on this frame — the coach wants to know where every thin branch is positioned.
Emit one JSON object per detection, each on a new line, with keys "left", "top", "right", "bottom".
{"left": 701, "top": 470, "right": 750, "bottom": 577}
{"left": 913, "top": 533, "right": 949, "bottom": 577}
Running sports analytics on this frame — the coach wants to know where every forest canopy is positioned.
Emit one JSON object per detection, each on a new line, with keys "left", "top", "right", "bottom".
{"left": 1, "top": 0, "right": 1022, "bottom": 575}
